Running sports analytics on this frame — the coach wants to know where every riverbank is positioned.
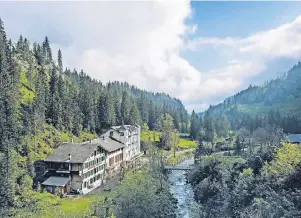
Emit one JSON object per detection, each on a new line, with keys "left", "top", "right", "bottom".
{"left": 167, "top": 149, "right": 195, "bottom": 165}
{"left": 168, "top": 158, "right": 195, "bottom": 218}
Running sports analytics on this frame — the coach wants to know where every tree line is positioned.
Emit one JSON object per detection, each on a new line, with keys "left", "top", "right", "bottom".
{"left": 0, "top": 18, "right": 189, "bottom": 216}
{"left": 205, "top": 61, "right": 301, "bottom": 134}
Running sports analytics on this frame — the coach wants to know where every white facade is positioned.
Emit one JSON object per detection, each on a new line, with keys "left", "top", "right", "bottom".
{"left": 103, "top": 125, "right": 141, "bottom": 162}
{"left": 81, "top": 149, "right": 106, "bottom": 194}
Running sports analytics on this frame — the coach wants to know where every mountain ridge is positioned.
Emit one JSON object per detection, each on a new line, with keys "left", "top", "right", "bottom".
{"left": 203, "top": 61, "right": 301, "bottom": 118}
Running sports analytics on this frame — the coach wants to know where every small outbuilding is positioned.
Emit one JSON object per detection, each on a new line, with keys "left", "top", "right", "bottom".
{"left": 42, "top": 176, "right": 70, "bottom": 195}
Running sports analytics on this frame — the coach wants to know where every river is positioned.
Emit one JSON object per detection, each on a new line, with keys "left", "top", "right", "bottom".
{"left": 168, "top": 158, "right": 195, "bottom": 218}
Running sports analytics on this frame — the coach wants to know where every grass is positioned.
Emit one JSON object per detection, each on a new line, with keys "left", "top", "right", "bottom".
{"left": 141, "top": 130, "right": 197, "bottom": 149}
{"left": 178, "top": 138, "right": 197, "bottom": 149}
{"left": 29, "top": 194, "right": 106, "bottom": 218}
{"left": 167, "top": 150, "right": 194, "bottom": 165}
{"left": 141, "top": 130, "right": 161, "bottom": 142}
{"left": 58, "top": 196, "right": 97, "bottom": 216}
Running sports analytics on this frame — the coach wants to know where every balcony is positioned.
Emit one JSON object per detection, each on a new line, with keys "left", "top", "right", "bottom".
{"left": 56, "top": 169, "right": 70, "bottom": 174}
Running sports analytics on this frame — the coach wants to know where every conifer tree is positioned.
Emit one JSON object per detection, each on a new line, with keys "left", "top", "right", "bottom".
{"left": 121, "top": 91, "right": 131, "bottom": 124}
{"left": 114, "top": 100, "right": 122, "bottom": 126}
{"left": 98, "top": 91, "right": 109, "bottom": 129}
{"left": 129, "top": 102, "right": 141, "bottom": 125}
{"left": 47, "top": 66, "right": 62, "bottom": 128}
{"left": 0, "top": 19, "right": 18, "bottom": 215}
{"left": 43, "top": 36, "right": 52, "bottom": 63}
{"left": 57, "top": 49, "right": 63, "bottom": 74}
{"left": 190, "top": 110, "right": 199, "bottom": 140}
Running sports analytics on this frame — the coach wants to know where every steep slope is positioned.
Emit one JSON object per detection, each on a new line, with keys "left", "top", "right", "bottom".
{"left": 0, "top": 18, "right": 190, "bottom": 216}
{"left": 206, "top": 62, "right": 301, "bottom": 118}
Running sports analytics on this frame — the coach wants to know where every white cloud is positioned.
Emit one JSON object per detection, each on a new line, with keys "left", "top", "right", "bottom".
{"left": 50, "top": 1, "right": 202, "bottom": 102}
{"left": 239, "top": 16, "right": 301, "bottom": 58}
{"left": 182, "top": 15, "right": 301, "bottom": 110}
{"left": 1, "top": 2, "right": 301, "bottom": 112}
{"left": 186, "top": 15, "right": 301, "bottom": 59}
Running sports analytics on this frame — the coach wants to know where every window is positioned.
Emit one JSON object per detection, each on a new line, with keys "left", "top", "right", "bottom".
{"left": 84, "top": 182, "right": 87, "bottom": 188}
{"left": 120, "top": 132, "right": 124, "bottom": 136}
{"left": 109, "top": 157, "right": 114, "bottom": 166}
{"left": 94, "top": 151, "right": 97, "bottom": 156}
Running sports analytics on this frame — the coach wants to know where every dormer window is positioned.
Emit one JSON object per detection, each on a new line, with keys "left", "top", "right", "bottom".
{"left": 120, "top": 132, "right": 124, "bottom": 136}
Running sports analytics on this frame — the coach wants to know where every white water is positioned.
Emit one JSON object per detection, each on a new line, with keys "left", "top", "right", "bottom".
{"left": 168, "top": 159, "right": 195, "bottom": 218}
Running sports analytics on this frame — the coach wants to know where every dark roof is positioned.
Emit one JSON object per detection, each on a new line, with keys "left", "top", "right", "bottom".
{"left": 92, "top": 137, "right": 125, "bottom": 152}
{"left": 111, "top": 125, "right": 140, "bottom": 132}
{"left": 45, "top": 142, "right": 100, "bottom": 163}
{"left": 42, "top": 176, "right": 70, "bottom": 187}
{"left": 286, "top": 134, "right": 301, "bottom": 143}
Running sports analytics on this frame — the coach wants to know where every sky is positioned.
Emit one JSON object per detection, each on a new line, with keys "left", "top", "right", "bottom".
{"left": 1, "top": 1, "right": 301, "bottom": 112}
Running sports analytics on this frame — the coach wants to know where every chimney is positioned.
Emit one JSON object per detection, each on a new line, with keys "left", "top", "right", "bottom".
{"left": 89, "top": 139, "right": 92, "bottom": 143}
{"left": 102, "top": 136, "right": 105, "bottom": 140}
{"left": 71, "top": 137, "right": 74, "bottom": 143}
{"left": 68, "top": 154, "right": 72, "bottom": 161}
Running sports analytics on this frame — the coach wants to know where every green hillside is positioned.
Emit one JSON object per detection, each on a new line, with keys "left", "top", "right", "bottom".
{"left": 205, "top": 62, "right": 301, "bottom": 133}
{"left": 0, "top": 18, "right": 189, "bottom": 216}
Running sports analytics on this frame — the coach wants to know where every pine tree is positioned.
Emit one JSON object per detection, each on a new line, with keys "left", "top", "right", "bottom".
{"left": 148, "top": 100, "right": 156, "bottom": 130}
{"left": 203, "top": 112, "right": 216, "bottom": 143}
{"left": 190, "top": 110, "right": 199, "bottom": 140}
{"left": 129, "top": 102, "right": 141, "bottom": 125}
{"left": 114, "top": 100, "right": 122, "bottom": 126}
{"left": 43, "top": 36, "right": 52, "bottom": 63}
{"left": 98, "top": 91, "right": 110, "bottom": 129}
{"left": 0, "top": 19, "right": 18, "bottom": 214}
{"left": 57, "top": 49, "right": 63, "bottom": 74}
{"left": 121, "top": 91, "right": 130, "bottom": 124}
{"left": 47, "top": 66, "right": 62, "bottom": 128}
{"left": 138, "top": 93, "right": 149, "bottom": 124}
{"left": 107, "top": 91, "right": 116, "bottom": 126}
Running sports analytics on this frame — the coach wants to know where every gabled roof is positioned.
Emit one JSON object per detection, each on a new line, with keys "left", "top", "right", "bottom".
{"left": 42, "top": 176, "right": 70, "bottom": 187}
{"left": 92, "top": 137, "right": 125, "bottom": 152}
{"left": 45, "top": 142, "right": 100, "bottom": 163}
{"left": 111, "top": 125, "right": 140, "bottom": 132}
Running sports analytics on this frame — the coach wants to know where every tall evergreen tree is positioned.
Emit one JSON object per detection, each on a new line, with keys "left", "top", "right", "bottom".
{"left": 47, "top": 66, "right": 62, "bottom": 128}
{"left": 121, "top": 91, "right": 131, "bottom": 124}
{"left": 98, "top": 91, "right": 109, "bottom": 130}
{"left": 0, "top": 19, "right": 18, "bottom": 215}
{"left": 57, "top": 49, "right": 63, "bottom": 74}
{"left": 190, "top": 110, "right": 199, "bottom": 140}
{"left": 42, "top": 36, "right": 52, "bottom": 63}
{"left": 129, "top": 102, "right": 141, "bottom": 125}
{"left": 138, "top": 93, "right": 149, "bottom": 124}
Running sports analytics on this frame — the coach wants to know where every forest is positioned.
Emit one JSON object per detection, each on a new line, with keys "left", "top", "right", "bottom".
{"left": 204, "top": 62, "right": 301, "bottom": 133}
{"left": 2, "top": 10, "right": 301, "bottom": 217}
{"left": 187, "top": 61, "right": 301, "bottom": 217}
{"left": 0, "top": 18, "right": 189, "bottom": 217}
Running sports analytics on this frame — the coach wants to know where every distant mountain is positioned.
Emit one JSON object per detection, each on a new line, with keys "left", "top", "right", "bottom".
{"left": 206, "top": 61, "right": 301, "bottom": 118}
